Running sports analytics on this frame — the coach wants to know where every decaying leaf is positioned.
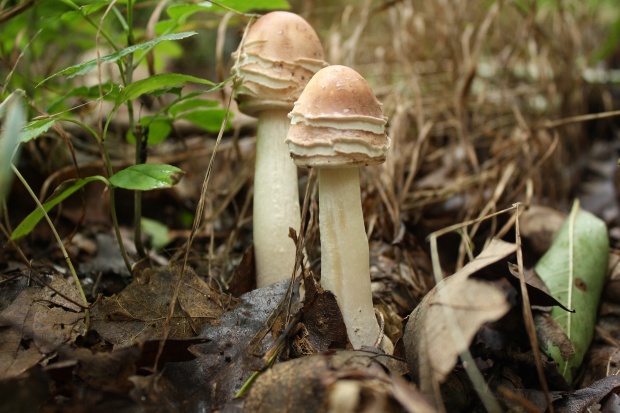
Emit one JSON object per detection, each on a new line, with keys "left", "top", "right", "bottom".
{"left": 535, "top": 201, "right": 609, "bottom": 383}
{"left": 403, "top": 239, "right": 516, "bottom": 398}
{"left": 91, "top": 265, "right": 238, "bottom": 347}
{"left": 519, "top": 205, "right": 567, "bottom": 256}
{"left": 163, "top": 280, "right": 294, "bottom": 412}
{"left": 553, "top": 375, "right": 620, "bottom": 413}
{"left": 290, "top": 270, "right": 349, "bottom": 356}
{"left": 0, "top": 272, "right": 85, "bottom": 379}
{"left": 244, "top": 349, "right": 410, "bottom": 413}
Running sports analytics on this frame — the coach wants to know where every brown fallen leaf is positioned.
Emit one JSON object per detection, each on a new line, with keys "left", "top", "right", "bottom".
{"left": 519, "top": 205, "right": 566, "bottom": 257}
{"left": 289, "top": 269, "right": 349, "bottom": 356}
{"left": 0, "top": 272, "right": 85, "bottom": 379}
{"left": 403, "top": 238, "right": 516, "bottom": 402}
{"left": 244, "top": 349, "right": 411, "bottom": 413}
{"left": 91, "top": 265, "right": 238, "bottom": 347}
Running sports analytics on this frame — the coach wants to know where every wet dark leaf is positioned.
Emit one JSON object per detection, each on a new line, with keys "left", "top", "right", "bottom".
{"left": 163, "top": 280, "right": 293, "bottom": 412}
{"left": 554, "top": 375, "right": 620, "bottom": 413}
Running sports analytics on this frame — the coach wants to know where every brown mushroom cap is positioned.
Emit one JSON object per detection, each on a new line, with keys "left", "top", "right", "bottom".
{"left": 232, "top": 12, "right": 327, "bottom": 116}
{"left": 285, "top": 65, "right": 390, "bottom": 168}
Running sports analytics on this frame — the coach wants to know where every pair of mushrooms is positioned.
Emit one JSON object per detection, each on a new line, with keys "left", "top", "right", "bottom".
{"left": 232, "top": 12, "right": 391, "bottom": 352}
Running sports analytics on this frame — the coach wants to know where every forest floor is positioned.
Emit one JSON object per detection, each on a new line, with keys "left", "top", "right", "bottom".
{"left": 1, "top": 1, "right": 620, "bottom": 412}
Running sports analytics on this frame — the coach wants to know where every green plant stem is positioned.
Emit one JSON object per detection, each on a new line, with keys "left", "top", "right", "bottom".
{"left": 61, "top": 118, "right": 133, "bottom": 275}
{"left": 123, "top": 0, "right": 146, "bottom": 259}
{"left": 10, "top": 164, "right": 90, "bottom": 328}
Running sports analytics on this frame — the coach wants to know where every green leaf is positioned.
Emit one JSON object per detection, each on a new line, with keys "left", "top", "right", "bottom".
{"left": 116, "top": 73, "right": 215, "bottom": 106}
{"left": 20, "top": 118, "right": 56, "bottom": 143}
{"left": 109, "top": 164, "right": 184, "bottom": 191}
{"left": 136, "top": 116, "right": 173, "bottom": 145}
{"left": 141, "top": 217, "right": 171, "bottom": 250}
{"left": 46, "top": 84, "right": 120, "bottom": 113}
{"left": 535, "top": 200, "right": 609, "bottom": 383}
{"left": 0, "top": 92, "right": 26, "bottom": 212}
{"left": 39, "top": 32, "right": 197, "bottom": 85}
{"left": 169, "top": 98, "right": 219, "bottom": 117}
{"left": 179, "top": 109, "right": 231, "bottom": 133}
{"left": 214, "top": 0, "right": 290, "bottom": 12}
{"left": 126, "top": 117, "right": 173, "bottom": 145}
{"left": 10, "top": 176, "right": 107, "bottom": 241}
{"left": 167, "top": 3, "right": 212, "bottom": 21}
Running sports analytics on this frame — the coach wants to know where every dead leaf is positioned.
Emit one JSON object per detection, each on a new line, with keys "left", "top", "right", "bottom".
{"left": 519, "top": 205, "right": 566, "bottom": 256}
{"left": 59, "top": 345, "right": 141, "bottom": 392}
{"left": 91, "top": 265, "right": 238, "bottom": 347}
{"left": 403, "top": 239, "right": 516, "bottom": 400}
{"left": 290, "top": 270, "right": 349, "bottom": 356}
{"left": 554, "top": 375, "right": 620, "bottom": 413}
{"left": 506, "top": 263, "right": 573, "bottom": 311}
{"left": 535, "top": 313, "right": 576, "bottom": 361}
{"left": 163, "top": 280, "right": 293, "bottom": 412}
{"left": 0, "top": 366, "right": 49, "bottom": 413}
{"left": 226, "top": 244, "right": 256, "bottom": 296}
{"left": 244, "top": 349, "right": 410, "bottom": 413}
{"left": 0, "top": 273, "right": 85, "bottom": 379}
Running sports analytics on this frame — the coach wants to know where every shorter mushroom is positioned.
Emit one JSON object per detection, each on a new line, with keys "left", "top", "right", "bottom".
{"left": 286, "top": 65, "right": 392, "bottom": 352}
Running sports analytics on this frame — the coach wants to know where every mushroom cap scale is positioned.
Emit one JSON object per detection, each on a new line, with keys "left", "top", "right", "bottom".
{"left": 285, "top": 65, "right": 390, "bottom": 168}
{"left": 286, "top": 123, "right": 388, "bottom": 168}
{"left": 232, "top": 12, "right": 327, "bottom": 116}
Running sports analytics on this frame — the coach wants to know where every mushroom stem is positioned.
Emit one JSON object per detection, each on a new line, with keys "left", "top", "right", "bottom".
{"left": 253, "top": 109, "right": 301, "bottom": 287}
{"left": 318, "top": 167, "right": 381, "bottom": 349}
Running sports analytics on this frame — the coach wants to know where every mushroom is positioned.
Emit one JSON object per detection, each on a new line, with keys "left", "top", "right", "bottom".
{"left": 231, "top": 12, "right": 327, "bottom": 287}
{"left": 285, "top": 65, "right": 392, "bottom": 352}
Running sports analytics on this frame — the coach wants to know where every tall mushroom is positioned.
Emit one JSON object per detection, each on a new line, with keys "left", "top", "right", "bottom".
{"left": 231, "top": 12, "right": 327, "bottom": 287}
{"left": 286, "top": 65, "right": 392, "bottom": 351}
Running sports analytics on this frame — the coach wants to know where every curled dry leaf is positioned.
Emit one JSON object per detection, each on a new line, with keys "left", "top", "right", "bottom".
{"left": 403, "top": 239, "right": 516, "bottom": 399}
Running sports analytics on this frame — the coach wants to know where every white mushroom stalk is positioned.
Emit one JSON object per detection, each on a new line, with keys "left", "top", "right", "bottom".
{"left": 286, "top": 65, "right": 393, "bottom": 352}
{"left": 231, "top": 12, "right": 327, "bottom": 287}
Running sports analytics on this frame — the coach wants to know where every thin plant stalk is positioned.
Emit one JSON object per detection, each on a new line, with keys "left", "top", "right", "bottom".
{"left": 59, "top": 118, "right": 133, "bottom": 274}
{"left": 10, "top": 164, "right": 90, "bottom": 328}
{"left": 122, "top": 0, "right": 146, "bottom": 259}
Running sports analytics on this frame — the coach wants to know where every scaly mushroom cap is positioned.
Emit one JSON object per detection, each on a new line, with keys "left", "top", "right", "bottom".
{"left": 232, "top": 12, "right": 327, "bottom": 116}
{"left": 286, "top": 65, "right": 390, "bottom": 168}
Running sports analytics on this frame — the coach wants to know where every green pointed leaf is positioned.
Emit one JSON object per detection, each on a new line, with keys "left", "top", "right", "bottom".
{"left": 135, "top": 116, "right": 173, "bottom": 145}
{"left": 167, "top": 3, "right": 212, "bottom": 21}
{"left": 20, "top": 118, "right": 56, "bottom": 143}
{"left": 214, "top": 0, "right": 290, "bottom": 12}
{"left": 46, "top": 84, "right": 120, "bottom": 113}
{"left": 169, "top": 98, "right": 219, "bottom": 117}
{"left": 39, "top": 32, "right": 197, "bottom": 85}
{"left": 10, "top": 176, "right": 107, "bottom": 241}
{"left": 178, "top": 109, "right": 231, "bottom": 133}
{"left": 535, "top": 201, "right": 609, "bottom": 383}
{"left": 109, "top": 164, "right": 184, "bottom": 191}
{"left": 116, "top": 73, "right": 215, "bottom": 106}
